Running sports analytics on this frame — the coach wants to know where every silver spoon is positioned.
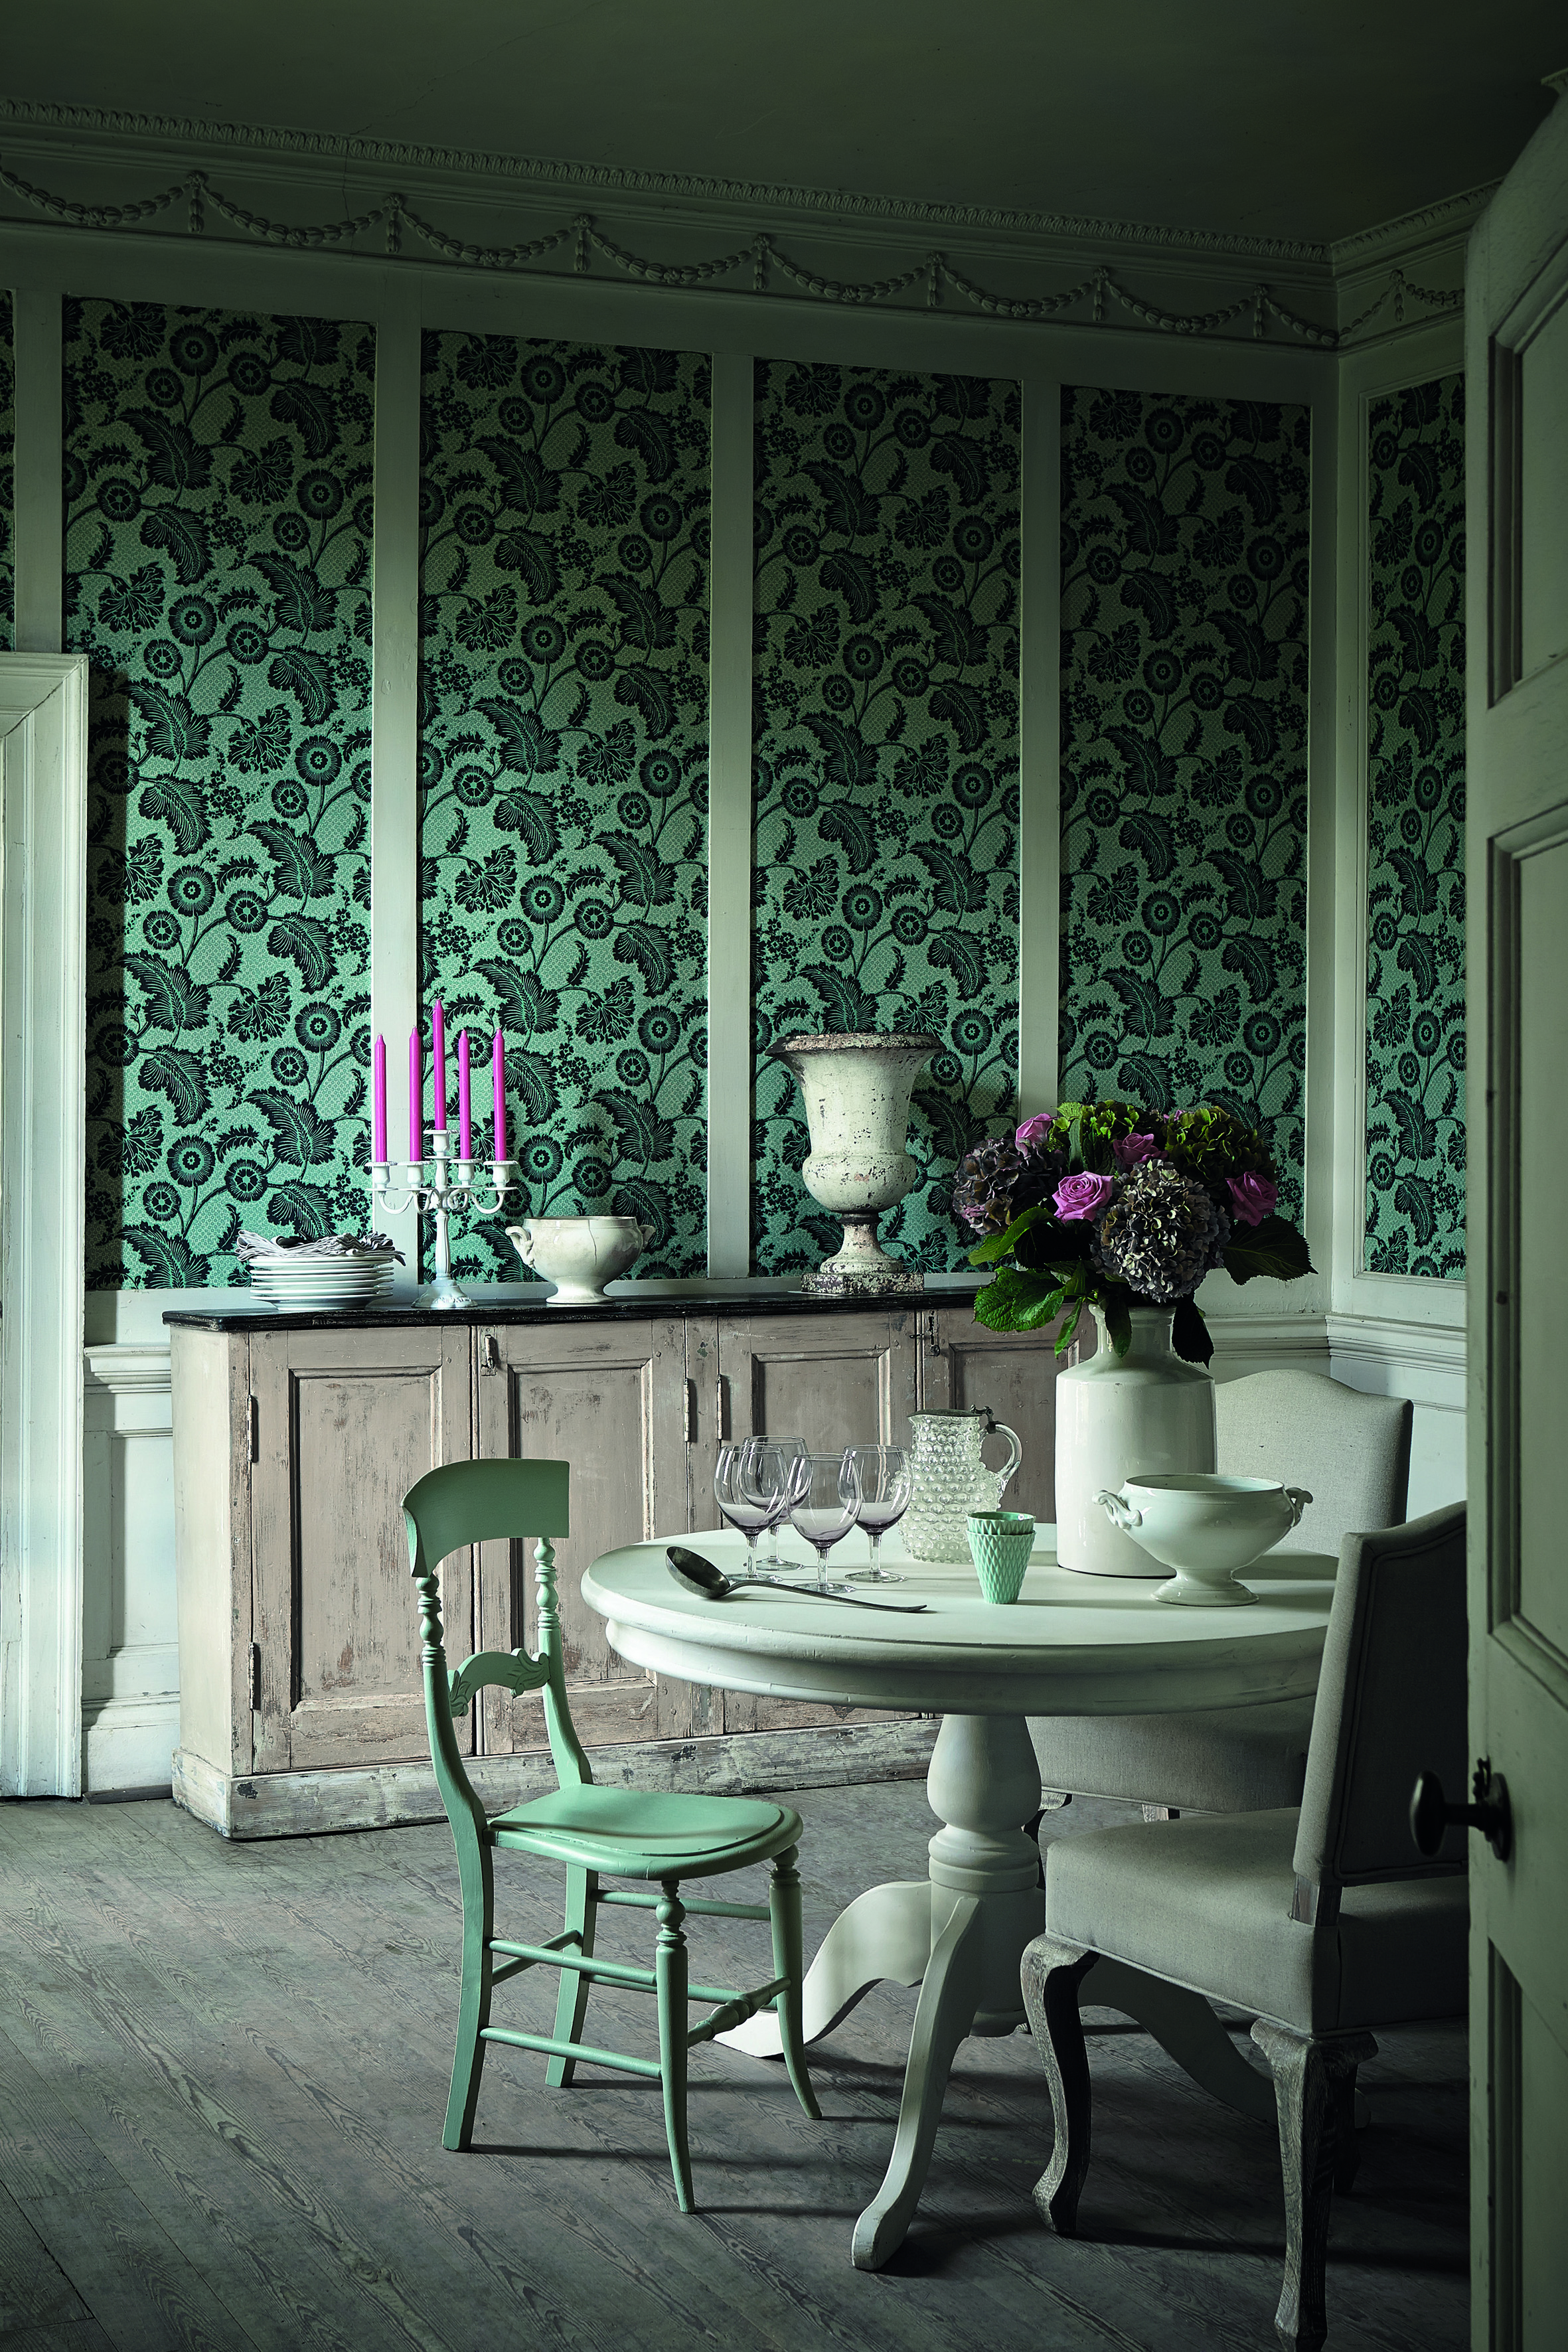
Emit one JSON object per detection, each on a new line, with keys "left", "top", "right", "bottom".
{"left": 666, "top": 1546, "right": 927, "bottom": 1613}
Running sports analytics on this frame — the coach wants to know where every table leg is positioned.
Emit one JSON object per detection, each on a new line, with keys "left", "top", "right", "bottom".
{"left": 850, "top": 1892, "right": 984, "bottom": 2270}
{"left": 716, "top": 1878, "right": 933, "bottom": 2057}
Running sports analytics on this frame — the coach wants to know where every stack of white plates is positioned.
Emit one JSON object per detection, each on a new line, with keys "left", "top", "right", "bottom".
{"left": 248, "top": 1254, "right": 397, "bottom": 1312}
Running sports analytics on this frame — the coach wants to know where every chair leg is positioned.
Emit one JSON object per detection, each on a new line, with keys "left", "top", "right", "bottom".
{"left": 443, "top": 1839, "right": 495, "bottom": 2152}
{"left": 1251, "top": 2022, "right": 1377, "bottom": 2352}
{"left": 767, "top": 1845, "right": 821, "bottom": 2121}
{"left": 546, "top": 1866, "right": 598, "bottom": 2089}
{"left": 1019, "top": 1934, "right": 1098, "bottom": 2234}
{"left": 655, "top": 1879, "right": 694, "bottom": 2214}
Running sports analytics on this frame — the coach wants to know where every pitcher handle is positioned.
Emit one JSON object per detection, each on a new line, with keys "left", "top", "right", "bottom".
{"left": 1094, "top": 1488, "right": 1142, "bottom": 1533}
{"left": 986, "top": 1421, "right": 1023, "bottom": 1498}
{"left": 1284, "top": 1485, "right": 1312, "bottom": 1529}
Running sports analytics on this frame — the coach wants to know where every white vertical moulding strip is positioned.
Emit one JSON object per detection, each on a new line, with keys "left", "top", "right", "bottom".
{"left": 13, "top": 287, "right": 62, "bottom": 653}
{"left": 1016, "top": 372, "right": 1060, "bottom": 1121}
{"left": 370, "top": 291, "right": 423, "bottom": 1292}
{"left": 706, "top": 350, "right": 755, "bottom": 1279}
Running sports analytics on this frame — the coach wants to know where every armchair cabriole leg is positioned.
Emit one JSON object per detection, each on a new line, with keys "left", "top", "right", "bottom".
{"left": 656, "top": 1879, "right": 694, "bottom": 2213}
{"left": 769, "top": 1844, "right": 821, "bottom": 2120}
{"left": 1020, "top": 1935, "right": 1098, "bottom": 2235}
{"left": 1251, "top": 2022, "right": 1378, "bottom": 2352}
{"left": 546, "top": 1865, "right": 598, "bottom": 2088}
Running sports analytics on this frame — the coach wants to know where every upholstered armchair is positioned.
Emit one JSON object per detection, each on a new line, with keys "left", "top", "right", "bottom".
{"left": 1021, "top": 1504, "right": 1467, "bottom": 2351}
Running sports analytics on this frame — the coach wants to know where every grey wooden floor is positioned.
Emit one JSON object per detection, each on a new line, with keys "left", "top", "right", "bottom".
{"left": 0, "top": 1782, "right": 1465, "bottom": 2352}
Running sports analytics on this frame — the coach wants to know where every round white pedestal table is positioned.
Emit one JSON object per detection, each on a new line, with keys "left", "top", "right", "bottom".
{"left": 582, "top": 1526, "right": 1336, "bottom": 2268}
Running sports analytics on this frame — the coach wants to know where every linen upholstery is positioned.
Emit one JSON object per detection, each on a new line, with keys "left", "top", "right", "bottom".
{"left": 1034, "top": 1371, "right": 1414, "bottom": 1814}
{"left": 1042, "top": 1504, "right": 1469, "bottom": 2033}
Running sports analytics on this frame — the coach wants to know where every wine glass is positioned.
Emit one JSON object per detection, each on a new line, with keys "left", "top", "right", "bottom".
{"left": 839, "top": 1445, "right": 912, "bottom": 1583}
{"left": 738, "top": 1436, "right": 807, "bottom": 1577}
{"left": 787, "top": 1451, "right": 863, "bottom": 1594}
{"left": 714, "top": 1443, "right": 781, "bottom": 1573}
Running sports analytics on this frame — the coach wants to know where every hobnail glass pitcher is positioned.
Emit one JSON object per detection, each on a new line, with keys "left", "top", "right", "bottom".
{"left": 903, "top": 1408, "right": 1023, "bottom": 1561}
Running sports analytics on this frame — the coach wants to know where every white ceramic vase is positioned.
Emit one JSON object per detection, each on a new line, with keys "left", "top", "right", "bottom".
{"left": 505, "top": 1214, "right": 654, "bottom": 1304}
{"left": 771, "top": 1030, "right": 939, "bottom": 1296}
{"left": 1054, "top": 1304, "right": 1216, "bottom": 1576}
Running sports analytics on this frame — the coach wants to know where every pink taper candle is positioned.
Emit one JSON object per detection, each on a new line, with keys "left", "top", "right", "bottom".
{"left": 431, "top": 999, "right": 447, "bottom": 1133}
{"left": 372, "top": 1035, "right": 387, "bottom": 1163}
{"left": 492, "top": 1029, "right": 507, "bottom": 1162}
{"left": 408, "top": 1025, "right": 422, "bottom": 1161}
{"left": 457, "top": 1030, "right": 472, "bottom": 1160}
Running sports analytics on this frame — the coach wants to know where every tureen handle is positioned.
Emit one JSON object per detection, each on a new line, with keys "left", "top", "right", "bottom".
{"left": 1094, "top": 1488, "right": 1142, "bottom": 1532}
{"left": 1284, "top": 1485, "right": 1312, "bottom": 1529}
{"left": 505, "top": 1223, "right": 536, "bottom": 1267}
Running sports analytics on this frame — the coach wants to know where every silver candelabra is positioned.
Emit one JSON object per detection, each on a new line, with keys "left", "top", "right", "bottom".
{"left": 371, "top": 1132, "right": 519, "bottom": 1310}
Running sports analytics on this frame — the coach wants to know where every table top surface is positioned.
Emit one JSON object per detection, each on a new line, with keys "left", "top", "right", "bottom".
{"left": 582, "top": 1527, "right": 1337, "bottom": 1715}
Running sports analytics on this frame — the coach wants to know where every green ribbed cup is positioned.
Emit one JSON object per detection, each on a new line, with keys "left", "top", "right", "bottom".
{"left": 966, "top": 1510, "right": 1036, "bottom": 1605}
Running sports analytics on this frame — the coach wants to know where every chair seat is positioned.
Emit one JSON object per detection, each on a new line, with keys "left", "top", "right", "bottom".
{"left": 1046, "top": 1808, "right": 1467, "bottom": 2035}
{"left": 491, "top": 1783, "right": 805, "bottom": 1879}
{"left": 1032, "top": 1696, "right": 1315, "bottom": 1812}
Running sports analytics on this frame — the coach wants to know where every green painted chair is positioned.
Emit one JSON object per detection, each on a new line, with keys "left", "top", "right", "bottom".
{"left": 405, "top": 1457, "right": 820, "bottom": 2211}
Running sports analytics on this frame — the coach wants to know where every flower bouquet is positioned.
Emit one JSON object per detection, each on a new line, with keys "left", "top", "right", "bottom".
{"left": 955, "top": 1100, "right": 1312, "bottom": 1364}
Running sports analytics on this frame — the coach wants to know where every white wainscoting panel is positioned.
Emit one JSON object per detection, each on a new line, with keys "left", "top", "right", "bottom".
{"left": 1326, "top": 1313, "right": 1466, "bottom": 1521}
{"left": 81, "top": 1344, "right": 177, "bottom": 1792}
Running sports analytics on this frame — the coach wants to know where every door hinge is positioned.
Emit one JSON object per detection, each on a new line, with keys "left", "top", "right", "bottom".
{"left": 714, "top": 1374, "right": 728, "bottom": 1444}
{"left": 685, "top": 1377, "right": 698, "bottom": 1445}
{"left": 481, "top": 1332, "right": 500, "bottom": 1375}
{"left": 923, "top": 1310, "right": 945, "bottom": 1352}
{"left": 248, "top": 1395, "right": 260, "bottom": 1462}
{"left": 248, "top": 1640, "right": 262, "bottom": 1709}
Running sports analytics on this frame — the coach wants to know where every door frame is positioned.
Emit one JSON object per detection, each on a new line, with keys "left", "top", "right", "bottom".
{"left": 0, "top": 653, "right": 90, "bottom": 1797}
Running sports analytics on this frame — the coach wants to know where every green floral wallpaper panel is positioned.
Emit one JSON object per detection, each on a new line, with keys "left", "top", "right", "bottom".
{"left": 66, "top": 299, "right": 374, "bottom": 1287}
{"left": 751, "top": 360, "right": 1021, "bottom": 1273}
{"left": 1059, "top": 388, "right": 1311, "bottom": 1218}
{"left": 1364, "top": 376, "right": 1465, "bottom": 1279}
{"left": 418, "top": 333, "right": 710, "bottom": 1280}
{"left": 0, "top": 291, "right": 13, "bottom": 649}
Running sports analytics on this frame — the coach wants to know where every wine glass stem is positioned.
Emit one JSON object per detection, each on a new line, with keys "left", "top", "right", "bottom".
{"left": 868, "top": 1529, "right": 882, "bottom": 1579}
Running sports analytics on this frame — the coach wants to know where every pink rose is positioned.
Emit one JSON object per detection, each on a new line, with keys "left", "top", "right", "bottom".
{"left": 1113, "top": 1131, "right": 1160, "bottom": 1170}
{"left": 1053, "top": 1170, "right": 1115, "bottom": 1221}
{"left": 1227, "top": 1172, "right": 1277, "bottom": 1227}
{"left": 1015, "top": 1113, "right": 1054, "bottom": 1150}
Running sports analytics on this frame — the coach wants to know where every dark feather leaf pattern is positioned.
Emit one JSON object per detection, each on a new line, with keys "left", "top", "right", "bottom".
{"left": 68, "top": 297, "right": 374, "bottom": 1287}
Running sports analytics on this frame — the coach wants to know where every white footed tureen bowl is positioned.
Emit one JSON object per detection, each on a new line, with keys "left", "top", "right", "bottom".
{"left": 506, "top": 1214, "right": 655, "bottom": 1305}
{"left": 1094, "top": 1471, "right": 1312, "bottom": 1607}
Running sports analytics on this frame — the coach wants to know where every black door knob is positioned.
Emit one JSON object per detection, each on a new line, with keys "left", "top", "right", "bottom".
{"left": 1409, "top": 1759, "right": 1512, "bottom": 1863}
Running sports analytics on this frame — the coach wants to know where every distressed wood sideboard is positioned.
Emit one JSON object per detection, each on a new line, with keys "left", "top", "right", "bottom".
{"left": 166, "top": 1289, "right": 1065, "bottom": 1836}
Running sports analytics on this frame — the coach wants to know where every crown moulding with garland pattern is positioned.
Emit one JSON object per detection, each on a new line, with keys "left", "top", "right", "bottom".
{"left": 0, "top": 99, "right": 1476, "bottom": 350}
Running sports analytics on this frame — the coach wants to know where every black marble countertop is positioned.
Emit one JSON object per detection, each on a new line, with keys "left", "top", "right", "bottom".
{"left": 162, "top": 1282, "right": 982, "bottom": 1334}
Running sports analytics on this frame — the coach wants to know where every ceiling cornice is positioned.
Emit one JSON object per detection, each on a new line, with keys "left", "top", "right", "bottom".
{"left": 1329, "top": 181, "right": 1498, "bottom": 268}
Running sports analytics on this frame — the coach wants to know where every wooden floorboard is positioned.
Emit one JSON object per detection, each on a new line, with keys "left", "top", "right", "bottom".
{"left": 0, "top": 1786, "right": 1467, "bottom": 2352}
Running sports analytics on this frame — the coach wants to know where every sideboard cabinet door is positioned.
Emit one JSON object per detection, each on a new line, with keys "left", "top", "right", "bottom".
{"left": 918, "top": 1304, "right": 1067, "bottom": 1524}
{"left": 475, "top": 1316, "right": 701, "bottom": 1755}
{"left": 250, "top": 1326, "right": 474, "bottom": 1774}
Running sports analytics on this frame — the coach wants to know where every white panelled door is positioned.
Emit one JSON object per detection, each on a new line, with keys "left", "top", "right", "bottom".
{"left": 1466, "top": 85, "right": 1568, "bottom": 2351}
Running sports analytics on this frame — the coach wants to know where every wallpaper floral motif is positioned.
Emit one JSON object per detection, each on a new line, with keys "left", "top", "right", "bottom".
{"left": 0, "top": 291, "right": 13, "bottom": 649}
{"left": 751, "top": 360, "right": 1021, "bottom": 1273}
{"left": 66, "top": 299, "right": 374, "bottom": 1288}
{"left": 1364, "top": 375, "right": 1465, "bottom": 1279}
{"left": 1059, "top": 388, "right": 1310, "bottom": 1219}
{"left": 418, "top": 333, "right": 709, "bottom": 1280}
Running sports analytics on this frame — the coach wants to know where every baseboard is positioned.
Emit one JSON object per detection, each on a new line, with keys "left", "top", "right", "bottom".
{"left": 172, "top": 1715, "right": 939, "bottom": 1840}
{"left": 84, "top": 1693, "right": 180, "bottom": 1794}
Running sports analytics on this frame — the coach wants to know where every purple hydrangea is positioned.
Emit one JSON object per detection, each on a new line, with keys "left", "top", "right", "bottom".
{"left": 1094, "top": 1160, "right": 1231, "bottom": 1304}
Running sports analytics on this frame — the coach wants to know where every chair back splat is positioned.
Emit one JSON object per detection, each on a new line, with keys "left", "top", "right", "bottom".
{"left": 1292, "top": 1501, "right": 1468, "bottom": 1912}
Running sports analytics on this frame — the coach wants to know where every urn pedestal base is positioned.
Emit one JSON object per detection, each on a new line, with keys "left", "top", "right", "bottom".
{"left": 798, "top": 1209, "right": 926, "bottom": 1298}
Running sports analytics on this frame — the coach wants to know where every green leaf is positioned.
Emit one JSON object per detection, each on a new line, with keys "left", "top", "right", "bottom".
{"left": 601, "top": 831, "right": 676, "bottom": 909}
{"left": 1107, "top": 969, "right": 1176, "bottom": 1040}
{"left": 802, "top": 461, "right": 878, "bottom": 536}
{"left": 926, "top": 927, "right": 987, "bottom": 998}
{"left": 912, "top": 841, "right": 988, "bottom": 913}
{"left": 493, "top": 531, "right": 559, "bottom": 601}
{"left": 603, "top": 574, "right": 677, "bottom": 654}
{"left": 612, "top": 919, "right": 675, "bottom": 992}
{"left": 1118, "top": 810, "right": 1176, "bottom": 882}
{"left": 140, "top": 1046, "right": 210, "bottom": 1123}
{"left": 929, "top": 434, "right": 986, "bottom": 504}
{"left": 128, "top": 684, "right": 211, "bottom": 767}
{"left": 597, "top": 1089, "right": 674, "bottom": 1167}
{"left": 972, "top": 1266, "right": 1065, "bottom": 1334}
{"left": 122, "top": 1226, "right": 206, "bottom": 1285}
{"left": 927, "top": 678, "right": 988, "bottom": 753}
{"left": 476, "top": 439, "right": 559, "bottom": 516}
{"left": 818, "top": 549, "right": 877, "bottom": 624}
{"left": 250, "top": 820, "right": 336, "bottom": 902}
{"left": 613, "top": 664, "right": 674, "bottom": 740}
{"left": 507, "top": 1047, "right": 560, "bottom": 1123}
{"left": 1221, "top": 1213, "right": 1314, "bottom": 1286}
{"left": 492, "top": 789, "right": 559, "bottom": 862}
{"left": 267, "top": 647, "right": 336, "bottom": 725}
{"left": 803, "top": 713, "right": 874, "bottom": 791}
{"left": 911, "top": 593, "right": 982, "bottom": 668}
{"left": 1170, "top": 1295, "right": 1213, "bottom": 1365}
{"left": 614, "top": 406, "right": 676, "bottom": 483}
{"left": 477, "top": 700, "right": 560, "bottom": 778}
{"left": 270, "top": 379, "right": 337, "bottom": 459}
{"left": 266, "top": 1178, "right": 334, "bottom": 1235}
{"left": 266, "top": 914, "right": 335, "bottom": 990}
{"left": 252, "top": 1089, "right": 339, "bottom": 1166}
{"left": 802, "top": 963, "right": 876, "bottom": 1033}
{"left": 967, "top": 1203, "right": 1055, "bottom": 1267}
{"left": 477, "top": 963, "right": 559, "bottom": 1040}
{"left": 1103, "top": 1293, "right": 1133, "bottom": 1356}
{"left": 139, "top": 507, "right": 212, "bottom": 586}
{"left": 137, "top": 772, "right": 210, "bottom": 854}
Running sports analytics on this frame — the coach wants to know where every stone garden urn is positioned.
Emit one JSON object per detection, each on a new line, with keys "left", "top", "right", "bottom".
{"left": 771, "top": 1031, "right": 939, "bottom": 1296}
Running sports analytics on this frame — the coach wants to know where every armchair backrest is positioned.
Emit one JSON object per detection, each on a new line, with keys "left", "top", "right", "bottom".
{"left": 404, "top": 1458, "right": 581, "bottom": 1834}
{"left": 1215, "top": 1370, "right": 1413, "bottom": 1555}
{"left": 1293, "top": 1503, "right": 1466, "bottom": 1905}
